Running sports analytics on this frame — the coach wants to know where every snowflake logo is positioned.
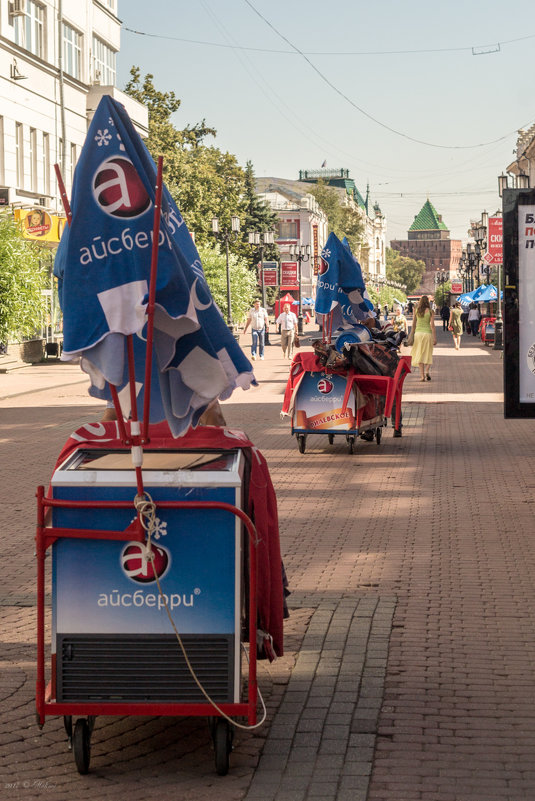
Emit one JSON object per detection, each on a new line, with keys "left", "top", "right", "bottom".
{"left": 95, "top": 128, "right": 112, "bottom": 147}
{"left": 321, "top": 248, "right": 331, "bottom": 259}
{"left": 108, "top": 117, "right": 115, "bottom": 127}
{"left": 151, "top": 517, "right": 168, "bottom": 540}
{"left": 116, "top": 133, "right": 126, "bottom": 152}
{"left": 129, "top": 514, "right": 168, "bottom": 540}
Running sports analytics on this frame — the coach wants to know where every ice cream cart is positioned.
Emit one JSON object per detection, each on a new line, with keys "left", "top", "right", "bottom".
{"left": 282, "top": 352, "right": 411, "bottom": 453}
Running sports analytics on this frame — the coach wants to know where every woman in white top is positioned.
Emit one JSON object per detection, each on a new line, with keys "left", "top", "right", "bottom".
{"left": 467, "top": 303, "right": 480, "bottom": 336}
{"left": 276, "top": 303, "right": 298, "bottom": 359}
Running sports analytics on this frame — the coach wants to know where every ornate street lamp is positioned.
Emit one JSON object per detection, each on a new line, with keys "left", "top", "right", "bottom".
{"left": 211, "top": 215, "right": 240, "bottom": 329}
{"left": 248, "top": 230, "right": 275, "bottom": 309}
{"left": 288, "top": 242, "right": 311, "bottom": 334}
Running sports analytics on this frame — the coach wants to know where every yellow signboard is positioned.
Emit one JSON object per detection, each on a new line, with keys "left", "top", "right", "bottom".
{"left": 14, "top": 209, "right": 65, "bottom": 243}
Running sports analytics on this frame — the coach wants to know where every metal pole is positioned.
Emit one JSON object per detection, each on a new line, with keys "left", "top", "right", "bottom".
{"left": 297, "top": 256, "right": 304, "bottom": 334}
{"left": 494, "top": 262, "right": 503, "bottom": 350}
{"left": 225, "top": 235, "right": 232, "bottom": 326}
{"left": 260, "top": 243, "right": 266, "bottom": 309}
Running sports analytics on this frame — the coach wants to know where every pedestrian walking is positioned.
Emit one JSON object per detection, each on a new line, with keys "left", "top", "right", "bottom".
{"left": 276, "top": 302, "right": 298, "bottom": 359}
{"left": 243, "top": 299, "right": 269, "bottom": 360}
{"left": 448, "top": 302, "right": 463, "bottom": 350}
{"left": 467, "top": 303, "right": 480, "bottom": 336}
{"left": 407, "top": 300, "right": 414, "bottom": 316}
{"left": 407, "top": 295, "right": 436, "bottom": 381}
{"left": 440, "top": 302, "right": 450, "bottom": 331}
{"left": 383, "top": 304, "right": 389, "bottom": 322}
{"left": 392, "top": 305, "right": 408, "bottom": 334}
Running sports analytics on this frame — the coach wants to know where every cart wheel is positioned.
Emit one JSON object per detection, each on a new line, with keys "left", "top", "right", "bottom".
{"left": 63, "top": 715, "right": 73, "bottom": 749}
{"left": 375, "top": 427, "right": 382, "bottom": 445}
{"left": 297, "top": 435, "right": 306, "bottom": 454}
{"left": 214, "top": 719, "right": 233, "bottom": 775}
{"left": 73, "top": 718, "right": 91, "bottom": 775}
{"left": 328, "top": 434, "right": 334, "bottom": 444}
{"left": 348, "top": 436, "right": 355, "bottom": 454}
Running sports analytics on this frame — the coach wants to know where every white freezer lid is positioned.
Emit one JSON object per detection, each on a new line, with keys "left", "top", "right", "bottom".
{"left": 51, "top": 447, "right": 244, "bottom": 488}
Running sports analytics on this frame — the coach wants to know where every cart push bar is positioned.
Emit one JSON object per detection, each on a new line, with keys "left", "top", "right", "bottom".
{"left": 35, "top": 488, "right": 260, "bottom": 727}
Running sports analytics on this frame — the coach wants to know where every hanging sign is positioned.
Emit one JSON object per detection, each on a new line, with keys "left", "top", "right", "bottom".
{"left": 487, "top": 216, "right": 503, "bottom": 264}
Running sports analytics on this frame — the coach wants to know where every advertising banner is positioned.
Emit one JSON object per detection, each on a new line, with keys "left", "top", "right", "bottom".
{"left": 503, "top": 188, "right": 535, "bottom": 417}
{"left": 488, "top": 216, "right": 503, "bottom": 264}
{"left": 15, "top": 208, "right": 63, "bottom": 243}
{"left": 293, "top": 372, "right": 356, "bottom": 432}
{"left": 263, "top": 269, "right": 278, "bottom": 286}
{"left": 451, "top": 282, "right": 463, "bottom": 294}
{"left": 281, "top": 261, "right": 298, "bottom": 287}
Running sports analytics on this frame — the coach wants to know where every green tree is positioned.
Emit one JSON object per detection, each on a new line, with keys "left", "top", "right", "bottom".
{"left": 0, "top": 211, "right": 47, "bottom": 343}
{"left": 386, "top": 248, "right": 426, "bottom": 293}
{"left": 124, "top": 68, "right": 246, "bottom": 248}
{"left": 197, "top": 243, "right": 257, "bottom": 324}
{"left": 307, "top": 181, "right": 364, "bottom": 253}
{"left": 241, "top": 160, "right": 279, "bottom": 264}
{"left": 434, "top": 282, "right": 451, "bottom": 307}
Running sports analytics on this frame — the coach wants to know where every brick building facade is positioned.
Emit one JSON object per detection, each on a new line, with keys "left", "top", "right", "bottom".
{"left": 390, "top": 200, "right": 462, "bottom": 295}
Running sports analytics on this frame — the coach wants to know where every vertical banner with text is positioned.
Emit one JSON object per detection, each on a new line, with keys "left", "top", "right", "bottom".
{"left": 504, "top": 189, "right": 535, "bottom": 417}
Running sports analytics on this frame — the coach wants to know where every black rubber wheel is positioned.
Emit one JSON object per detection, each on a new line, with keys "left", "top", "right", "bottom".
{"left": 328, "top": 434, "right": 334, "bottom": 444}
{"left": 348, "top": 436, "right": 355, "bottom": 454}
{"left": 73, "top": 718, "right": 91, "bottom": 775}
{"left": 214, "top": 719, "right": 232, "bottom": 775}
{"left": 298, "top": 435, "right": 306, "bottom": 454}
{"left": 375, "top": 427, "right": 382, "bottom": 445}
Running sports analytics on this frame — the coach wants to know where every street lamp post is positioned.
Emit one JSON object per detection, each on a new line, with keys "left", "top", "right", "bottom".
{"left": 248, "top": 230, "right": 275, "bottom": 309}
{"left": 289, "top": 242, "right": 311, "bottom": 334}
{"left": 211, "top": 215, "right": 240, "bottom": 331}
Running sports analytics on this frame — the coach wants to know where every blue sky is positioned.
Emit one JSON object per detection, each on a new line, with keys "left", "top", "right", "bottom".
{"left": 117, "top": 0, "right": 535, "bottom": 243}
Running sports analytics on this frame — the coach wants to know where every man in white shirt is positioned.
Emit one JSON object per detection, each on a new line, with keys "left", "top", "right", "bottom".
{"left": 276, "top": 302, "right": 298, "bottom": 359}
{"left": 243, "top": 299, "right": 269, "bottom": 360}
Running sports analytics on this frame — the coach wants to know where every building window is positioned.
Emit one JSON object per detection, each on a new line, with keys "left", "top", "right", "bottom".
{"left": 15, "top": 123, "right": 24, "bottom": 188}
{"left": 14, "top": 0, "right": 45, "bottom": 59}
{"left": 29, "top": 127, "right": 37, "bottom": 191}
{"left": 42, "top": 132, "right": 50, "bottom": 195}
{"left": 92, "top": 36, "right": 116, "bottom": 85}
{"left": 277, "top": 220, "right": 298, "bottom": 239}
{"left": 63, "top": 22, "right": 82, "bottom": 80}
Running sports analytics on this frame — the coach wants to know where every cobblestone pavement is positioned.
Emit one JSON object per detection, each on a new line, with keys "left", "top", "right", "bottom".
{"left": 2, "top": 323, "right": 535, "bottom": 801}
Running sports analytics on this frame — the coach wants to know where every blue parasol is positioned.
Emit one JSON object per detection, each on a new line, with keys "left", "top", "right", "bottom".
{"left": 54, "top": 95, "right": 255, "bottom": 437}
{"left": 315, "top": 233, "right": 374, "bottom": 332}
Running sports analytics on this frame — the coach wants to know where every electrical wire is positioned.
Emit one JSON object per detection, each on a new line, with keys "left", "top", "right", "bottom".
{"left": 122, "top": 24, "right": 535, "bottom": 58}
{"left": 242, "top": 0, "right": 531, "bottom": 151}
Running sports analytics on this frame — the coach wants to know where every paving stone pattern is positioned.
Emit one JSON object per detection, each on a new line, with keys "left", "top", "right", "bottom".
{"left": 3, "top": 325, "right": 535, "bottom": 800}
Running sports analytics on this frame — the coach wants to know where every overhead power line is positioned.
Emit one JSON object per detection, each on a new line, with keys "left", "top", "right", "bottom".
{"left": 242, "top": 0, "right": 530, "bottom": 150}
{"left": 122, "top": 24, "right": 535, "bottom": 57}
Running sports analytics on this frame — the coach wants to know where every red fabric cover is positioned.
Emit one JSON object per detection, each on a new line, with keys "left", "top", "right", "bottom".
{"left": 52, "top": 421, "right": 284, "bottom": 656}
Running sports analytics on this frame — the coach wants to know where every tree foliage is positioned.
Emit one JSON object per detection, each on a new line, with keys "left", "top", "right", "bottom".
{"left": 0, "top": 211, "right": 48, "bottom": 342}
{"left": 197, "top": 243, "right": 257, "bottom": 324}
{"left": 241, "top": 160, "right": 278, "bottom": 265}
{"left": 386, "top": 247, "right": 426, "bottom": 293}
{"left": 307, "top": 181, "right": 364, "bottom": 253}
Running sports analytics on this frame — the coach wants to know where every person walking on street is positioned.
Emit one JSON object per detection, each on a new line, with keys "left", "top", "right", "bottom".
{"left": 409, "top": 295, "right": 436, "bottom": 381}
{"left": 468, "top": 303, "right": 480, "bottom": 336}
{"left": 440, "top": 302, "right": 450, "bottom": 331}
{"left": 392, "top": 305, "right": 408, "bottom": 334}
{"left": 448, "top": 302, "right": 463, "bottom": 350}
{"left": 243, "top": 299, "right": 269, "bottom": 360}
{"left": 276, "top": 302, "right": 298, "bottom": 359}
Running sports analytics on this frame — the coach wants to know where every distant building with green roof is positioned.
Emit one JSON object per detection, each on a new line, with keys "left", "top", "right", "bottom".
{"left": 391, "top": 200, "right": 462, "bottom": 295}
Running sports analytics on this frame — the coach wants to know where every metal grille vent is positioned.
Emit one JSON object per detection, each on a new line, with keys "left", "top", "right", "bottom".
{"left": 57, "top": 634, "right": 234, "bottom": 703}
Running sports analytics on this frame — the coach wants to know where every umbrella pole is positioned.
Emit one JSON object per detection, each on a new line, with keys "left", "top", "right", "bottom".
{"left": 54, "top": 162, "right": 125, "bottom": 428}
{"left": 126, "top": 334, "right": 145, "bottom": 497}
{"left": 142, "top": 155, "right": 164, "bottom": 444}
{"left": 53, "top": 164, "right": 72, "bottom": 226}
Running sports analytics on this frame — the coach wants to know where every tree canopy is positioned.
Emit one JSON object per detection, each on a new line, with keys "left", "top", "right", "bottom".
{"left": 386, "top": 247, "right": 426, "bottom": 293}
{"left": 306, "top": 181, "right": 364, "bottom": 253}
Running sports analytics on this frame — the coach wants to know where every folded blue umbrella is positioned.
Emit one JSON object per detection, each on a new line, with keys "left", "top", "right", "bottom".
{"left": 54, "top": 95, "right": 254, "bottom": 436}
{"left": 315, "top": 233, "right": 374, "bottom": 329}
